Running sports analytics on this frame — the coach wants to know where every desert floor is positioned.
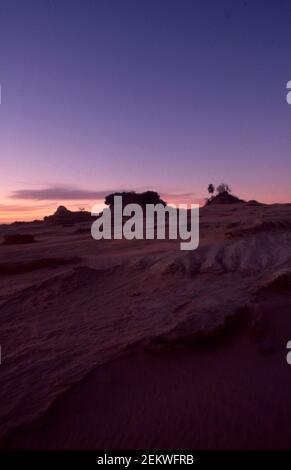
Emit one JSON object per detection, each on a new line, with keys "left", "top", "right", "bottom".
{"left": 1, "top": 202, "right": 291, "bottom": 449}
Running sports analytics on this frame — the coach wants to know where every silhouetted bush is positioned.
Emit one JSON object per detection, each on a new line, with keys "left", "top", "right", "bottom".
{"left": 216, "top": 183, "right": 232, "bottom": 195}
{"left": 105, "top": 191, "right": 166, "bottom": 208}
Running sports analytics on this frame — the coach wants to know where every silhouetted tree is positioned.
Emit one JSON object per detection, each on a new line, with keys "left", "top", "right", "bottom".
{"left": 216, "top": 183, "right": 232, "bottom": 195}
{"left": 208, "top": 184, "right": 215, "bottom": 197}
{"left": 105, "top": 191, "right": 166, "bottom": 208}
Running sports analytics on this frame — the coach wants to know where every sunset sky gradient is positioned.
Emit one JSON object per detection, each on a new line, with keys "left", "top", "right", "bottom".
{"left": 1, "top": 0, "right": 291, "bottom": 222}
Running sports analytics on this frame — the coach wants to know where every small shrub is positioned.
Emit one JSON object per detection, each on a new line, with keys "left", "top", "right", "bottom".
{"left": 2, "top": 234, "right": 36, "bottom": 245}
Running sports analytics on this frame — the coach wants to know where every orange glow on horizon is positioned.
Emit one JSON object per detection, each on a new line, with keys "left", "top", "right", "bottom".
{"left": 2, "top": 190, "right": 291, "bottom": 224}
{"left": 0, "top": 200, "right": 106, "bottom": 224}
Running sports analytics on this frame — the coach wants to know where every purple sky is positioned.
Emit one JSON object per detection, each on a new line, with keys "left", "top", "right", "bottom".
{"left": 1, "top": 0, "right": 291, "bottom": 221}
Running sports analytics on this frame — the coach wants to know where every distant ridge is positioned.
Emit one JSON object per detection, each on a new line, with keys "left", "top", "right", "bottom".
{"left": 206, "top": 191, "right": 245, "bottom": 206}
{"left": 44, "top": 206, "right": 92, "bottom": 225}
